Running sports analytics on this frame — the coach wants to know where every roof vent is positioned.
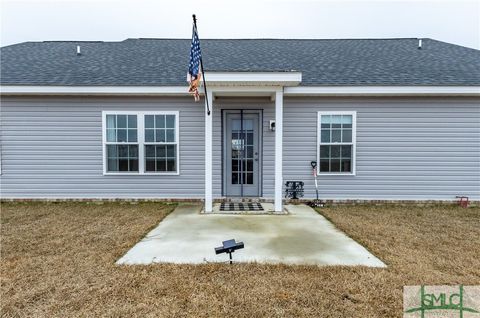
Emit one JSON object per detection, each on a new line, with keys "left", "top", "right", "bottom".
{"left": 76, "top": 45, "right": 81, "bottom": 56}
{"left": 418, "top": 39, "right": 422, "bottom": 50}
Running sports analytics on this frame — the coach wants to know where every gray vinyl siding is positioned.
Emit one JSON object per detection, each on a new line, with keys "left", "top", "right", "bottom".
{"left": 1, "top": 95, "right": 479, "bottom": 201}
{"left": 283, "top": 97, "right": 480, "bottom": 201}
{"left": 0, "top": 96, "right": 205, "bottom": 199}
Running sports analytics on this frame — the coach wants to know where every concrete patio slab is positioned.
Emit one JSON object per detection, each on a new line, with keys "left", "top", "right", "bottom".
{"left": 116, "top": 204, "right": 386, "bottom": 267}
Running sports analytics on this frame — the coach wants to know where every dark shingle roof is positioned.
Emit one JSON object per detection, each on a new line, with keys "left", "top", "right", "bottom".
{"left": 1, "top": 38, "right": 479, "bottom": 86}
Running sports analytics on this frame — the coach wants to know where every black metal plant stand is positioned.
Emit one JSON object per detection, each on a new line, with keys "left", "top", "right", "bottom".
{"left": 285, "top": 181, "right": 304, "bottom": 200}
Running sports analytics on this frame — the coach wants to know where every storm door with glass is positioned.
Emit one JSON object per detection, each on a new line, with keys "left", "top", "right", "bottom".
{"left": 224, "top": 111, "right": 261, "bottom": 196}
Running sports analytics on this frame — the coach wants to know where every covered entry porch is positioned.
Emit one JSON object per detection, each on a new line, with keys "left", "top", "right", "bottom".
{"left": 203, "top": 72, "right": 302, "bottom": 213}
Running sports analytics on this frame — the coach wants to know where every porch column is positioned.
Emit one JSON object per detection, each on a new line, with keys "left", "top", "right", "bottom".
{"left": 274, "top": 89, "right": 283, "bottom": 212}
{"left": 205, "top": 90, "right": 213, "bottom": 212}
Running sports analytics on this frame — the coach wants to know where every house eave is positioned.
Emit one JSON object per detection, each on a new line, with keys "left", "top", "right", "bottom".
{"left": 1, "top": 85, "right": 479, "bottom": 96}
{"left": 284, "top": 86, "right": 480, "bottom": 96}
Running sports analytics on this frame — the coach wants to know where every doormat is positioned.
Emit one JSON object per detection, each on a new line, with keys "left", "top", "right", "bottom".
{"left": 220, "top": 202, "right": 264, "bottom": 211}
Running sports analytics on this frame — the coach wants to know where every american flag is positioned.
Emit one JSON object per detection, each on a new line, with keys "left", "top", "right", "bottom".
{"left": 187, "top": 25, "right": 202, "bottom": 101}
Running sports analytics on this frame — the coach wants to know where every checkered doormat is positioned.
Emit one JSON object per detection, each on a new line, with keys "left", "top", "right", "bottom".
{"left": 220, "top": 202, "right": 264, "bottom": 211}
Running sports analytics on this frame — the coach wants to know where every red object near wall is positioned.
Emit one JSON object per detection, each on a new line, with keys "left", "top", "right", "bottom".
{"left": 456, "top": 196, "right": 469, "bottom": 208}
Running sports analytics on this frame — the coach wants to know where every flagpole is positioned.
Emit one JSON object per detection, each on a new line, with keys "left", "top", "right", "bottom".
{"left": 192, "top": 14, "right": 210, "bottom": 116}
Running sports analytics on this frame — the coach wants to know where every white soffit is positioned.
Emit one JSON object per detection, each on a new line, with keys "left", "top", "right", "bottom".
{"left": 202, "top": 71, "right": 302, "bottom": 86}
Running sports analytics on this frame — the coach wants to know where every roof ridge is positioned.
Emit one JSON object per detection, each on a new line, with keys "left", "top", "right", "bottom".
{"left": 42, "top": 40, "right": 105, "bottom": 43}
{"left": 129, "top": 37, "right": 423, "bottom": 41}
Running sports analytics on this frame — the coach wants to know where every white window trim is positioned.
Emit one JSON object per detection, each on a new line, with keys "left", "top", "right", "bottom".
{"left": 317, "top": 111, "right": 357, "bottom": 176}
{"left": 102, "top": 111, "right": 180, "bottom": 176}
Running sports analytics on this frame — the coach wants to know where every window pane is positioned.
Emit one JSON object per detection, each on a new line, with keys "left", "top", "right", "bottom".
{"left": 145, "top": 145, "right": 155, "bottom": 157}
{"left": 166, "top": 129, "right": 175, "bottom": 142}
{"left": 341, "top": 145, "right": 352, "bottom": 159}
{"left": 246, "top": 132, "right": 253, "bottom": 145}
{"left": 117, "top": 115, "right": 127, "bottom": 128}
{"left": 343, "top": 129, "right": 352, "bottom": 142}
{"left": 321, "top": 115, "right": 331, "bottom": 129}
{"left": 145, "top": 159, "right": 155, "bottom": 171}
{"left": 166, "top": 115, "right": 175, "bottom": 128}
{"left": 332, "top": 115, "right": 342, "bottom": 128}
{"left": 129, "top": 159, "right": 139, "bottom": 171}
{"left": 331, "top": 145, "right": 341, "bottom": 158}
{"left": 166, "top": 159, "right": 176, "bottom": 172}
{"left": 107, "top": 159, "right": 118, "bottom": 172}
{"left": 128, "top": 115, "right": 137, "bottom": 128}
{"left": 246, "top": 173, "right": 253, "bottom": 184}
{"left": 246, "top": 146, "right": 253, "bottom": 158}
{"left": 107, "top": 145, "right": 118, "bottom": 158}
{"left": 145, "top": 129, "right": 154, "bottom": 142}
{"left": 232, "top": 160, "right": 239, "bottom": 172}
{"left": 117, "top": 129, "right": 127, "bottom": 142}
{"left": 321, "top": 130, "right": 330, "bottom": 143}
{"left": 342, "top": 115, "right": 352, "bottom": 124}
{"left": 106, "top": 115, "right": 116, "bottom": 129}
{"left": 341, "top": 159, "right": 351, "bottom": 172}
{"left": 166, "top": 145, "right": 176, "bottom": 157}
{"left": 157, "top": 160, "right": 166, "bottom": 171}
{"left": 332, "top": 129, "right": 341, "bottom": 142}
{"left": 246, "top": 160, "right": 253, "bottom": 172}
{"left": 232, "top": 149, "right": 241, "bottom": 159}
{"left": 156, "top": 115, "right": 165, "bottom": 128}
{"left": 320, "top": 145, "right": 330, "bottom": 158}
{"left": 156, "top": 129, "right": 166, "bottom": 142}
{"left": 330, "top": 159, "right": 341, "bottom": 172}
{"left": 321, "top": 115, "right": 331, "bottom": 124}
{"left": 128, "top": 145, "right": 138, "bottom": 158}
{"left": 319, "top": 159, "right": 329, "bottom": 172}
{"left": 232, "top": 173, "right": 239, "bottom": 184}
{"left": 107, "top": 129, "right": 116, "bottom": 142}
{"left": 128, "top": 129, "right": 137, "bottom": 142}
{"left": 157, "top": 145, "right": 166, "bottom": 158}
{"left": 145, "top": 115, "right": 155, "bottom": 128}
{"left": 118, "top": 159, "right": 129, "bottom": 171}
{"left": 118, "top": 145, "right": 128, "bottom": 157}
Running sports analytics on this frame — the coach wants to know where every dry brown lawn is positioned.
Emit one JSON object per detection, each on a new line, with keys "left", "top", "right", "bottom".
{"left": 1, "top": 202, "right": 479, "bottom": 317}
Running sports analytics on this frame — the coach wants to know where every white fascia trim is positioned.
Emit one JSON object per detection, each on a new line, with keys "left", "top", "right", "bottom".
{"left": 203, "top": 71, "right": 302, "bottom": 86}
{"left": 1, "top": 86, "right": 189, "bottom": 95}
{"left": 284, "top": 86, "right": 480, "bottom": 96}
{"left": 3, "top": 84, "right": 479, "bottom": 96}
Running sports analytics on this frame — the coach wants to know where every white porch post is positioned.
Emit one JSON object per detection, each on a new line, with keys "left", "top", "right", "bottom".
{"left": 274, "top": 89, "right": 283, "bottom": 212}
{"left": 205, "top": 90, "right": 213, "bottom": 212}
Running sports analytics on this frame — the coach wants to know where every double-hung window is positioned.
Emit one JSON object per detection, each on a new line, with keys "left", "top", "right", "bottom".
{"left": 144, "top": 114, "right": 178, "bottom": 173}
{"left": 105, "top": 113, "right": 139, "bottom": 173}
{"left": 103, "top": 111, "right": 179, "bottom": 175}
{"left": 317, "top": 112, "right": 356, "bottom": 175}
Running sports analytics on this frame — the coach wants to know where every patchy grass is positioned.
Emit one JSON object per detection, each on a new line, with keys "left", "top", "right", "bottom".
{"left": 1, "top": 202, "right": 479, "bottom": 317}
